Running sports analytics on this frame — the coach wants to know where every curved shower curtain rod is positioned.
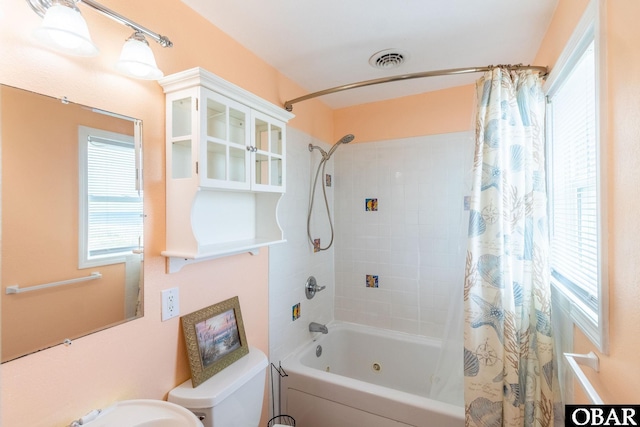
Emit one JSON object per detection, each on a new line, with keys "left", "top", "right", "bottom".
{"left": 283, "top": 64, "right": 549, "bottom": 112}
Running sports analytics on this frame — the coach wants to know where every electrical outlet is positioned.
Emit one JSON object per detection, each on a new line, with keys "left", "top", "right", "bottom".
{"left": 161, "top": 287, "right": 179, "bottom": 321}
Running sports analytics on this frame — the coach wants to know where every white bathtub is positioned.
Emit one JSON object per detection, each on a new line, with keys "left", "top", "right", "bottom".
{"left": 281, "top": 321, "right": 464, "bottom": 427}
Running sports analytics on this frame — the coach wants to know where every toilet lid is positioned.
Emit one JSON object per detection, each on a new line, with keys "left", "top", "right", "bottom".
{"left": 168, "top": 347, "right": 267, "bottom": 408}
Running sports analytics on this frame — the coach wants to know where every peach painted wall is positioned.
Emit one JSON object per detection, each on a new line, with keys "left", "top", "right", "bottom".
{"left": 535, "top": 0, "right": 640, "bottom": 404}
{"left": 0, "top": 1, "right": 333, "bottom": 426}
{"left": 333, "top": 84, "right": 475, "bottom": 143}
{"left": 1, "top": 86, "right": 134, "bottom": 362}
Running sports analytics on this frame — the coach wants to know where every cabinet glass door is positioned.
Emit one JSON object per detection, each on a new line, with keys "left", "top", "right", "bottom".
{"left": 254, "top": 117, "right": 269, "bottom": 186}
{"left": 270, "top": 122, "right": 283, "bottom": 188}
{"left": 253, "top": 112, "right": 285, "bottom": 191}
{"left": 170, "top": 97, "right": 193, "bottom": 179}
{"left": 201, "top": 90, "right": 250, "bottom": 189}
{"left": 228, "top": 107, "right": 247, "bottom": 182}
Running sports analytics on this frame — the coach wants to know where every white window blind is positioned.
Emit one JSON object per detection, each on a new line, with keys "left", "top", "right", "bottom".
{"left": 549, "top": 41, "right": 599, "bottom": 316}
{"left": 87, "top": 136, "right": 143, "bottom": 258}
{"left": 545, "top": 0, "right": 607, "bottom": 354}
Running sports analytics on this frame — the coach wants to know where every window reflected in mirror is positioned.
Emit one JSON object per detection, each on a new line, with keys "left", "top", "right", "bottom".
{"left": 0, "top": 84, "right": 144, "bottom": 362}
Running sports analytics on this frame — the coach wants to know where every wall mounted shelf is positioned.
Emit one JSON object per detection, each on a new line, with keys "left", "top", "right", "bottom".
{"left": 159, "top": 68, "right": 294, "bottom": 273}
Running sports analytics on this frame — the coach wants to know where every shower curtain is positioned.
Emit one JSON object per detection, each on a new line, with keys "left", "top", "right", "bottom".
{"left": 463, "top": 68, "right": 560, "bottom": 427}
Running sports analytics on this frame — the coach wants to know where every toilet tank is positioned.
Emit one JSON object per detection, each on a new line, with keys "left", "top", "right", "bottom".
{"left": 168, "top": 346, "right": 268, "bottom": 427}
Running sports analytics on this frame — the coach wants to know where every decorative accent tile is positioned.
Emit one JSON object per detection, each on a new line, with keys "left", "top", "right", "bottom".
{"left": 313, "top": 238, "right": 321, "bottom": 253}
{"left": 365, "top": 198, "right": 378, "bottom": 211}
{"left": 292, "top": 303, "right": 301, "bottom": 321}
{"left": 325, "top": 174, "right": 332, "bottom": 187}
{"left": 366, "top": 275, "right": 379, "bottom": 288}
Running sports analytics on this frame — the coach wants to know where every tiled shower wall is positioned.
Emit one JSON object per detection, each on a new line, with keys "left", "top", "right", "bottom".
{"left": 333, "top": 131, "right": 474, "bottom": 338}
{"left": 269, "top": 127, "right": 335, "bottom": 365}
{"left": 269, "top": 130, "right": 474, "bottom": 366}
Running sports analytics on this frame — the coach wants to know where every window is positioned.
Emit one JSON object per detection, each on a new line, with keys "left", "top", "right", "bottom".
{"left": 79, "top": 126, "right": 143, "bottom": 268}
{"left": 545, "top": 0, "right": 608, "bottom": 352}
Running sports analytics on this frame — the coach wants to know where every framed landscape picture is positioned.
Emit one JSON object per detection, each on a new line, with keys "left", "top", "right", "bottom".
{"left": 181, "top": 296, "right": 249, "bottom": 387}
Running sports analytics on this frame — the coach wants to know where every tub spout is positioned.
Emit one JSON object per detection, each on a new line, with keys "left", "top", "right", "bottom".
{"left": 309, "top": 322, "right": 328, "bottom": 334}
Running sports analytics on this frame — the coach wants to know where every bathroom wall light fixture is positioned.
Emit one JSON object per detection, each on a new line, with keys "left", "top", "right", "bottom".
{"left": 115, "top": 31, "right": 163, "bottom": 80}
{"left": 32, "top": 0, "right": 99, "bottom": 56}
{"left": 27, "top": 0, "right": 173, "bottom": 79}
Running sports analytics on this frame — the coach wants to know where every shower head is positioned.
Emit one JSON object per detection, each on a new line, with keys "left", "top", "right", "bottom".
{"left": 326, "top": 134, "right": 355, "bottom": 158}
{"left": 338, "top": 134, "right": 355, "bottom": 144}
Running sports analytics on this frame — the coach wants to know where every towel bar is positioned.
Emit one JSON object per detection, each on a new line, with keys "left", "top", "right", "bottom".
{"left": 5, "top": 272, "right": 102, "bottom": 294}
{"left": 564, "top": 351, "right": 604, "bottom": 404}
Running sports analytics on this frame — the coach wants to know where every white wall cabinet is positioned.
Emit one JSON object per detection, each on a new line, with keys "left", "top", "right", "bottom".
{"left": 159, "top": 68, "right": 293, "bottom": 272}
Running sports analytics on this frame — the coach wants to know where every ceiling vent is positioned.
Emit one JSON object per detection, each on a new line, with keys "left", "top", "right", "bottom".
{"left": 369, "top": 49, "right": 408, "bottom": 70}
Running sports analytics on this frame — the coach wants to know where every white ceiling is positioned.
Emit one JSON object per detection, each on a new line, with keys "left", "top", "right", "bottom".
{"left": 181, "top": 0, "right": 558, "bottom": 109}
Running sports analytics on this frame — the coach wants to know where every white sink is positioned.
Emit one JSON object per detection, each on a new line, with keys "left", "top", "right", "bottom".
{"left": 84, "top": 399, "right": 203, "bottom": 427}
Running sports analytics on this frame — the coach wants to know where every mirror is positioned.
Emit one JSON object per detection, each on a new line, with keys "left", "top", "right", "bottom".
{"left": 1, "top": 85, "right": 144, "bottom": 362}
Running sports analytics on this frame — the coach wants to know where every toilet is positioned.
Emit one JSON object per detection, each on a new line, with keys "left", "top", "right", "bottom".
{"left": 168, "top": 346, "right": 269, "bottom": 427}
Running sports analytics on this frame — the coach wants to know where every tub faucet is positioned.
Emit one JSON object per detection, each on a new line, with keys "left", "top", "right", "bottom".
{"left": 309, "top": 322, "right": 328, "bottom": 334}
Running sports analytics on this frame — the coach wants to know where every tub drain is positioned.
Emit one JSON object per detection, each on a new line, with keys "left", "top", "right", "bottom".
{"left": 372, "top": 362, "right": 382, "bottom": 373}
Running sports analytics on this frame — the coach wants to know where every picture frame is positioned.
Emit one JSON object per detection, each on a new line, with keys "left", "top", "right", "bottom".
{"left": 181, "top": 296, "right": 249, "bottom": 387}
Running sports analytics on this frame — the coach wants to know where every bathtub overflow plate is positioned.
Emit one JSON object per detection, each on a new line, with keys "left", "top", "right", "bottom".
{"left": 372, "top": 362, "right": 382, "bottom": 373}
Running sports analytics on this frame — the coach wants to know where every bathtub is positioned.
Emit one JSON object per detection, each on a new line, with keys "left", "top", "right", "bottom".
{"left": 281, "top": 321, "right": 464, "bottom": 427}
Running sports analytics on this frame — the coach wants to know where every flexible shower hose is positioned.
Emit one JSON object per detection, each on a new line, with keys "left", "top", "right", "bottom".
{"left": 307, "top": 155, "right": 334, "bottom": 251}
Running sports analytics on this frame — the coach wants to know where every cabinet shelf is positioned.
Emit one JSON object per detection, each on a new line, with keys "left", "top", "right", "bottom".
{"left": 161, "top": 238, "right": 286, "bottom": 273}
{"left": 159, "top": 68, "right": 294, "bottom": 272}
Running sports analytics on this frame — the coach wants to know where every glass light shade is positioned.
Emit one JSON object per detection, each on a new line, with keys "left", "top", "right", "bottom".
{"left": 115, "top": 35, "right": 163, "bottom": 80}
{"left": 33, "top": 3, "right": 99, "bottom": 57}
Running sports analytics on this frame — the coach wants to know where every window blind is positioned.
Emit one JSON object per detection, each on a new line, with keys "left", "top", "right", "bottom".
{"left": 548, "top": 40, "right": 599, "bottom": 316}
{"left": 87, "top": 136, "right": 143, "bottom": 258}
